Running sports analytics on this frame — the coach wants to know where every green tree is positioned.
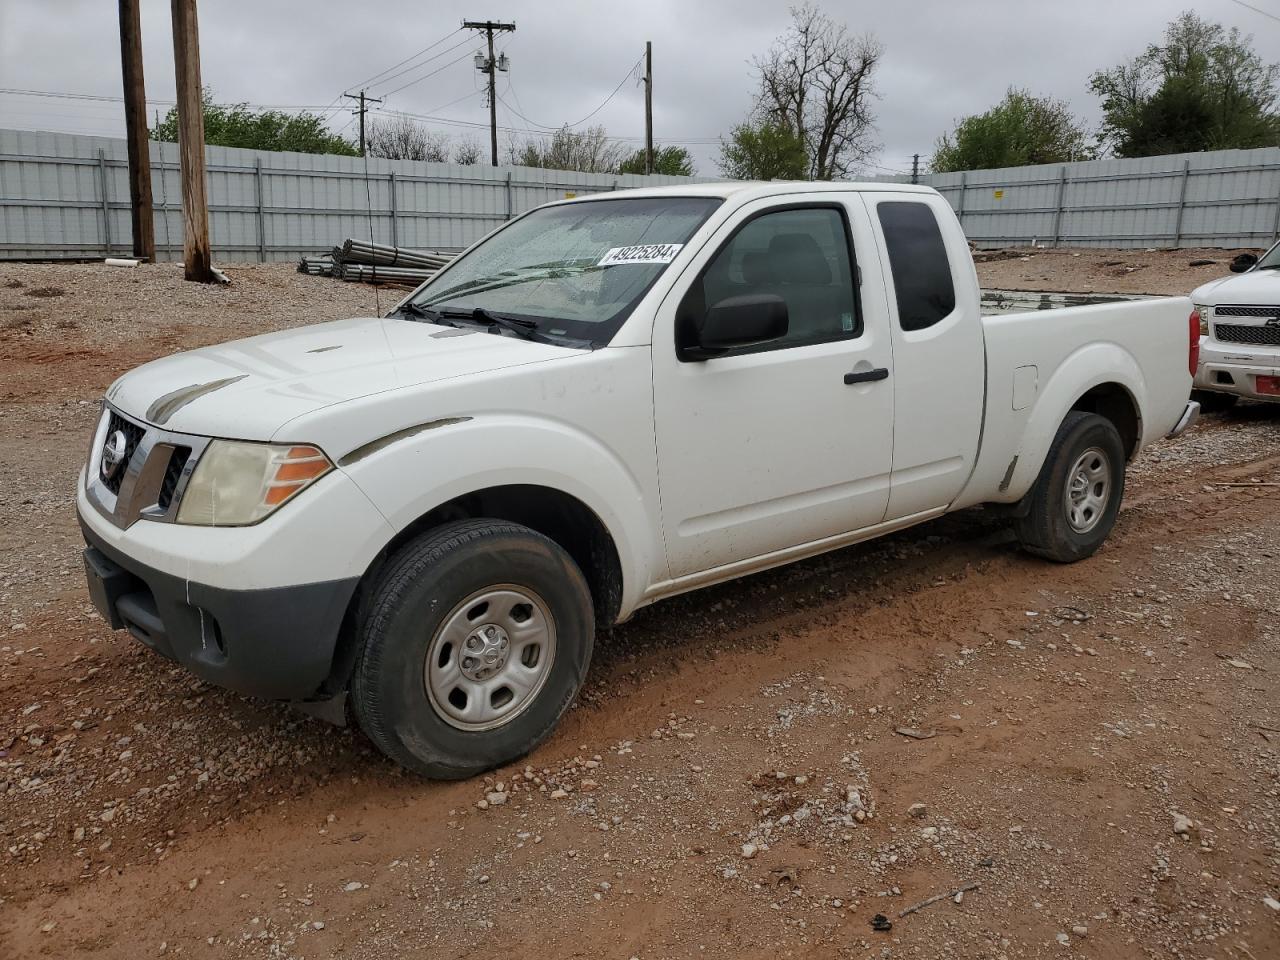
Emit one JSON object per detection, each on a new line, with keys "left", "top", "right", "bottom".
{"left": 1090, "top": 11, "right": 1280, "bottom": 157}
{"left": 152, "top": 89, "right": 357, "bottom": 156}
{"left": 717, "top": 120, "right": 808, "bottom": 180}
{"left": 617, "top": 145, "right": 695, "bottom": 176}
{"left": 931, "top": 88, "right": 1093, "bottom": 172}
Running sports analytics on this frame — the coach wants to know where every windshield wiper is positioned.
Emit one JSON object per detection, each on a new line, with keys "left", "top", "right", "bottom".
{"left": 390, "top": 300, "right": 440, "bottom": 321}
{"left": 425, "top": 263, "right": 600, "bottom": 303}
{"left": 434, "top": 305, "right": 541, "bottom": 341}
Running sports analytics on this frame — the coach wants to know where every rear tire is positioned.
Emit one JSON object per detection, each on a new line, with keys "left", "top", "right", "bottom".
{"left": 350, "top": 519, "right": 594, "bottom": 779}
{"left": 1191, "top": 389, "right": 1238, "bottom": 414}
{"left": 1015, "top": 411, "right": 1126, "bottom": 563}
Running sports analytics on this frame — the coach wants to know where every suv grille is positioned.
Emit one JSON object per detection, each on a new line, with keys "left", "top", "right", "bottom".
{"left": 1215, "top": 323, "right": 1280, "bottom": 346}
{"left": 157, "top": 446, "right": 192, "bottom": 510}
{"left": 102, "top": 411, "right": 146, "bottom": 494}
{"left": 1214, "top": 304, "right": 1280, "bottom": 318}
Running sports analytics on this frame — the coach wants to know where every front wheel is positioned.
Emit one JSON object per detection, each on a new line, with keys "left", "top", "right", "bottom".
{"left": 350, "top": 519, "right": 594, "bottom": 778}
{"left": 1015, "top": 411, "right": 1126, "bottom": 563}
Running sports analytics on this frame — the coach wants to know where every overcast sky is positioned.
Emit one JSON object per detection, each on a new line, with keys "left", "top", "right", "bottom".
{"left": 3, "top": 0, "right": 1280, "bottom": 175}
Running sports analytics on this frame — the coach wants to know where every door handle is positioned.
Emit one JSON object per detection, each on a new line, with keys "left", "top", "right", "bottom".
{"left": 844, "top": 367, "right": 890, "bottom": 385}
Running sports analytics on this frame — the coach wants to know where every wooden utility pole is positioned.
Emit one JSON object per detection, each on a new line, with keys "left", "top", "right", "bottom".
{"left": 463, "top": 20, "right": 516, "bottom": 166}
{"left": 169, "top": 0, "right": 214, "bottom": 282}
{"left": 644, "top": 41, "right": 653, "bottom": 175}
{"left": 118, "top": 0, "right": 155, "bottom": 261}
{"left": 342, "top": 90, "right": 383, "bottom": 156}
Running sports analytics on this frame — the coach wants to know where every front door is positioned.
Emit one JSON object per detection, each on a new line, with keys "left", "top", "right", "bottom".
{"left": 652, "top": 198, "right": 895, "bottom": 580}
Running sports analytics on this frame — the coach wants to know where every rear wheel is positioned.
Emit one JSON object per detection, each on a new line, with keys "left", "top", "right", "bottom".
{"left": 1191, "top": 389, "right": 1238, "bottom": 414}
{"left": 350, "top": 519, "right": 594, "bottom": 779}
{"left": 1015, "top": 411, "right": 1126, "bottom": 563}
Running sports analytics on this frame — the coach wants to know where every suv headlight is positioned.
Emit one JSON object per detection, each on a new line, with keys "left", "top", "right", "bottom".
{"left": 176, "top": 441, "right": 332, "bottom": 526}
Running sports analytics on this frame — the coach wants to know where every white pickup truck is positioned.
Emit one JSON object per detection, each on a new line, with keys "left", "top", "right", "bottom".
{"left": 1191, "top": 246, "right": 1280, "bottom": 409}
{"left": 78, "top": 182, "right": 1198, "bottom": 777}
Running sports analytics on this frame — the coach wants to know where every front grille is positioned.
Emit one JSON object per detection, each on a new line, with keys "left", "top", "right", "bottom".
{"left": 1214, "top": 304, "right": 1280, "bottom": 318}
{"left": 102, "top": 411, "right": 146, "bottom": 494}
{"left": 157, "top": 446, "right": 191, "bottom": 510}
{"left": 1215, "top": 323, "right": 1280, "bottom": 346}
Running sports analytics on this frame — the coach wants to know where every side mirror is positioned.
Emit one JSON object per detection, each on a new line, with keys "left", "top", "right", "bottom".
{"left": 1230, "top": 253, "right": 1258, "bottom": 273}
{"left": 677, "top": 294, "right": 789, "bottom": 361}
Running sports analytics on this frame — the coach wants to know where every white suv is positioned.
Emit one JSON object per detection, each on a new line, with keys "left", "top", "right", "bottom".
{"left": 1191, "top": 248, "right": 1280, "bottom": 410}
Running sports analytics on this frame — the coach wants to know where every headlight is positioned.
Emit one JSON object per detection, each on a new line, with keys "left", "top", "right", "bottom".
{"left": 1194, "top": 304, "right": 1211, "bottom": 335}
{"left": 176, "top": 441, "right": 332, "bottom": 526}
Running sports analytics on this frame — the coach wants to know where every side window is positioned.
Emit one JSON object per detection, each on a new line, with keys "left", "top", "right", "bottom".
{"left": 877, "top": 201, "right": 956, "bottom": 332}
{"left": 683, "top": 206, "right": 860, "bottom": 354}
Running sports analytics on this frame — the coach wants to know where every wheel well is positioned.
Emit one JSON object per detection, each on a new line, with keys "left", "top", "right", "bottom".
{"left": 321, "top": 485, "right": 624, "bottom": 697}
{"left": 1071, "top": 383, "right": 1141, "bottom": 459}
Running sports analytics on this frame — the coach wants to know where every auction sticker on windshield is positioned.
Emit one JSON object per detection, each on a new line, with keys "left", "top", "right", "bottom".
{"left": 597, "top": 243, "right": 684, "bottom": 267}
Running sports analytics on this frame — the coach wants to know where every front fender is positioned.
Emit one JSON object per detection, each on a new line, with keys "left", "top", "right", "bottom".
{"left": 337, "top": 414, "right": 662, "bottom": 617}
{"left": 1003, "top": 342, "right": 1147, "bottom": 500}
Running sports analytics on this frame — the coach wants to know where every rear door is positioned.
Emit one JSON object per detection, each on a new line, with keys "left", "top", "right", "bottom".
{"left": 651, "top": 195, "right": 895, "bottom": 580}
{"left": 863, "top": 193, "right": 985, "bottom": 520}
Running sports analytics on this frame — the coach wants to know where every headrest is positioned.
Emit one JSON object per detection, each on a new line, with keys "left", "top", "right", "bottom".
{"left": 767, "top": 232, "right": 831, "bottom": 284}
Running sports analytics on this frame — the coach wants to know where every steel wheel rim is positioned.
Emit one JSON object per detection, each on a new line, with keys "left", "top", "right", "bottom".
{"left": 424, "top": 584, "right": 557, "bottom": 732}
{"left": 1064, "top": 446, "right": 1111, "bottom": 534}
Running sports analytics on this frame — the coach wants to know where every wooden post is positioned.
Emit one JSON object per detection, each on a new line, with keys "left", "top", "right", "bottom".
{"left": 644, "top": 41, "right": 653, "bottom": 175}
{"left": 169, "top": 0, "right": 214, "bottom": 282}
{"left": 118, "top": 0, "right": 155, "bottom": 260}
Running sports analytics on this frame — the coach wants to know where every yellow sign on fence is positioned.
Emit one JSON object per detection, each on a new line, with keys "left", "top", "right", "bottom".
{"left": 993, "top": 189, "right": 1005, "bottom": 200}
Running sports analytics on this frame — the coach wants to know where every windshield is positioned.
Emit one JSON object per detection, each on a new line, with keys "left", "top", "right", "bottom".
{"left": 403, "top": 196, "right": 722, "bottom": 345}
{"left": 1255, "top": 240, "right": 1280, "bottom": 269}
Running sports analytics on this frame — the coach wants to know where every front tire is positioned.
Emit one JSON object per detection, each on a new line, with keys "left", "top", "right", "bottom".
{"left": 350, "top": 519, "right": 594, "bottom": 779}
{"left": 1015, "top": 411, "right": 1126, "bottom": 563}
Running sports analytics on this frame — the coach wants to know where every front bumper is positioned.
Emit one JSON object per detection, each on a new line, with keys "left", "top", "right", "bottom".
{"left": 81, "top": 518, "right": 359, "bottom": 701}
{"left": 1194, "top": 341, "right": 1280, "bottom": 402}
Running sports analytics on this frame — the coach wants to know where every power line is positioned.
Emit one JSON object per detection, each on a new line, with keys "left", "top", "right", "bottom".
{"left": 379, "top": 47, "right": 479, "bottom": 98}
{"left": 345, "top": 27, "right": 464, "bottom": 91}
{"left": 500, "top": 55, "right": 644, "bottom": 132}
{"left": 1227, "top": 0, "right": 1280, "bottom": 25}
{"left": 366, "top": 34, "right": 477, "bottom": 93}
{"left": 0, "top": 87, "right": 342, "bottom": 111}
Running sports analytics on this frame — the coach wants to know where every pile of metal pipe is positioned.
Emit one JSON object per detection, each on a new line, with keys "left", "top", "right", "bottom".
{"left": 336, "top": 263, "right": 438, "bottom": 285}
{"left": 335, "top": 239, "right": 454, "bottom": 271}
{"left": 299, "top": 239, "right": 457, "bottom": 287}
{"left": 297, "top": 255, "right": 335, "bottom": 277}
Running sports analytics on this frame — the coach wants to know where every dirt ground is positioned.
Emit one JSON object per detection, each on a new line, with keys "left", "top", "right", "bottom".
{"left": 1, "top": 256, "right": 1278, "bottom": 960}
{"left": 973, "top": 246, "right": 1261, "bottom": 297}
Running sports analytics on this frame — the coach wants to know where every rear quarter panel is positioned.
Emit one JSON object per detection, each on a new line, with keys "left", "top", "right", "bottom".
{"left": 955, "top": 296, "right": 1192, "bottom": 509}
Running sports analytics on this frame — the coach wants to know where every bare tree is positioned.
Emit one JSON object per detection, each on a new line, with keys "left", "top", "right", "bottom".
{"left": 754, "top": 3, "right": 883, "bottom": 179}
{"left": 512, "top": 125, "right": 626, "bottom": 173}
{"left": 365, "top": 115, "right": 452, "bottom": 162}
{"left": 452, "top": 138, "right": 482, "bottom": 165}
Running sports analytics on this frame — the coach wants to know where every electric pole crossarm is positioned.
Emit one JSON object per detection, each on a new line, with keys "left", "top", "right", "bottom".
{"left": 343, "top": 90, "right": 383, "bottom": 157}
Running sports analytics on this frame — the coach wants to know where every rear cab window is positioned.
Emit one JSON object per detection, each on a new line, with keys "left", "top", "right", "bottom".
{"left": 877, "top": 201, "right": 956, "bottom": 332}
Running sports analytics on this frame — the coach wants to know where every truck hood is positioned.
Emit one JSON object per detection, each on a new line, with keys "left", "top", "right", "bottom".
{"left": 1191, "top": 269, "right": 1280, "bottom": 304}
{"left": 106, "top": 316, "right": 577, "bottom": 439}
